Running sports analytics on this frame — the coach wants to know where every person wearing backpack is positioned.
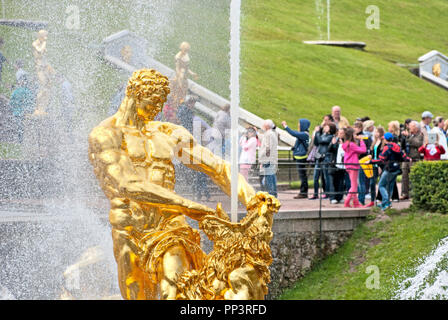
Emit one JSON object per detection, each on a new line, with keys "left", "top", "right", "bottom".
{"left": 371, "top": 132, "right": 411, "bottom": 211}
{"left": 282, "top": 118, "right": 311, "bottom": 199}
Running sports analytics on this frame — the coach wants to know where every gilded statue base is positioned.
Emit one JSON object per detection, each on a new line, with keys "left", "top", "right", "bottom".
{"left": 174, "top": 193, "right": 280, "bottom": 300}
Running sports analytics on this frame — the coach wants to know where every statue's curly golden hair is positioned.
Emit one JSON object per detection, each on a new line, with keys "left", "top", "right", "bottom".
{"left": 126, "top": 69, "right": 170, "bottom": 103}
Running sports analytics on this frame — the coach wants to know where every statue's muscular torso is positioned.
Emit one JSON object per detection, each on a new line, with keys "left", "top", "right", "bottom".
{"left": 89, "top": 118, "right": 201, "bottom": 299}
{"left": 122, "top": 122, "right": 176, "bottom": 190}
{"left": 92, "top": 120, "right": 189, "bottom": 234}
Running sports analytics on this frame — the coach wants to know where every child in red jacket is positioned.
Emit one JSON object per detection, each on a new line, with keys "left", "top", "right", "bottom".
{"left": 418, "top": 142, "right": 446, "bottom": 161}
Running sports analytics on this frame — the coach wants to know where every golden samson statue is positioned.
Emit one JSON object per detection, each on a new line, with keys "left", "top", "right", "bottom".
{"left": 88, "top": 69, "right": 280, "bottom": 300}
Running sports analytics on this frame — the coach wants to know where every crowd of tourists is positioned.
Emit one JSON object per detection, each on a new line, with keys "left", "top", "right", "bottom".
{"left": 272, "top": 106, "right": 448, "bottom": 211}
{"left": 154, "top": 92, "right": 448, "bottom": 211}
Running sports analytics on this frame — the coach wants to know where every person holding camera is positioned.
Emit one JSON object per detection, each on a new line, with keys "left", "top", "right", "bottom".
{"left": 327, "top": 128, "right": 347, "bottom": 204}
{"left": 418, "top": 134, "right": 446, "bottom": 161}
{"left": 282, "top": 118, "right": 311, "bottom": 199}
{"left": 310, "top": 121, "right": 336, "bottom": 199}
{"left": 420, "top": 111, "right": 433, "bottom": 139}
{"left": 386, "top": 121, "right": 401, "bottom": 202}
{"left": 259, "top": 119, "right": 278, "bottom": 197}
{"left": 431, "top": 116, "right": 448, "bottom": 160}
{"left": 400, "top": 121, "right": 424, "bottom": 200}
{"left": 399, "top": 119, "right": 413, "bottom": 154}
{"left": 353, "top": 122, "right": 373, "bottom": 206}
{"left": 342, "top": 127, "right": 366, "bottom": 208}
{"left": 239, "top": 126, "right": 259, "bottom": 180}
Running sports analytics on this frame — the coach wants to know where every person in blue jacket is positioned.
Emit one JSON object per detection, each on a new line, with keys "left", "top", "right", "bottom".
{"left": 282, "top": 118, "right": 311, "bottom": 199}
{"left": 8, "top": 75, "right": 35, "bottom": 143}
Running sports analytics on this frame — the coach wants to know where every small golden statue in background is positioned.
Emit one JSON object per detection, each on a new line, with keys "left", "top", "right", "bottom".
{"left": 32, "top": 30, "right": 54, "bottom": 115}
{"left": 170, "top": 42, "right": 198, "bottom": 108}
{"left": 120, "top": 45, "right": 133, "bottom": 65}
{"left": 433, "top": 63, "right": 441, "bottom": 77}
{"left": 88, "top": 69, "right": 280, "bottom": 300}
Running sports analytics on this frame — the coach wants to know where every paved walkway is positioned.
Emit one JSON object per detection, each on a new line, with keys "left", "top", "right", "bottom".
{"left": 0, "top": 188, "right": 412, "bottom": 221}
{"left": 276, "top": 189, "right": 411, "bottom": 212}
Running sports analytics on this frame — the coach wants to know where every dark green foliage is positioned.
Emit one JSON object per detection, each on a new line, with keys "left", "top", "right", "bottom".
{"left": 411, "top": 161, "right": 448, "bottom": 213}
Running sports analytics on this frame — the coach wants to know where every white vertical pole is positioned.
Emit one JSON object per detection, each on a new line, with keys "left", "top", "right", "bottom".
{"left": 327, "top": 0, "right": 330, "bottom": 40}
{"left": 230, "top": 0, "right": 240, "bottom": 222}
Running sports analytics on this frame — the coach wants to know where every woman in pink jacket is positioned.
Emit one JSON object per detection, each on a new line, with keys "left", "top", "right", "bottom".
{"left": 239, "top": 127, "right": 258, "bottom": 180}
{"left": 342, "top": 127, "right": 367, "bottom": 208}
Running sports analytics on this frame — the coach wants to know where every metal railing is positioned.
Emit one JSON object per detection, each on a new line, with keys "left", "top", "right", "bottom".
{"left": 253, "top": 155, "right": 425, "bottom": 249}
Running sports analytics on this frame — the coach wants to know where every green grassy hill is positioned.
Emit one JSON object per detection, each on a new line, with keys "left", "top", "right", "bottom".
{"left": 241, "top": 0, "right": 448, "bottom": 128}
{"left": 1, "top": 0, "right": 447, "bottom": 133}
{"left": 280, "top": 209, "right": 448, "bottom": 299}
{"left": 0, "top": 0, "right": 230, "bottom": 114}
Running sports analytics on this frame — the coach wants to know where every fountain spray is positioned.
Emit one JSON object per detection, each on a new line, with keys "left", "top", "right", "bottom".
{"left": 230, "top": 0, "right": 240, "bottom": 222}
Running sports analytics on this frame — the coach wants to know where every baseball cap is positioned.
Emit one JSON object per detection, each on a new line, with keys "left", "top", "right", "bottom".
{"left": 384, "top": 132, "right": 394, "bottom": 141}
{"left": 422, "top": 111, "right": 433, "bottom": 119}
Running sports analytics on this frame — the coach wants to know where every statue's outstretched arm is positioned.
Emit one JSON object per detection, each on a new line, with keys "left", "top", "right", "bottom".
{"left": 173, "top": 127, "right": 256, "bottom": 207}
{"left": 88, "top": 126, "right": 215, "bottom": 220}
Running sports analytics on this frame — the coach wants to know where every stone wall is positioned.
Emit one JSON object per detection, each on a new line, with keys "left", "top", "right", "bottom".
{"left": 268, "top": 230, "right": 353, "bottom": 299}
{"left": 266, "top": 209, "right": 368, "bottom": 299}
